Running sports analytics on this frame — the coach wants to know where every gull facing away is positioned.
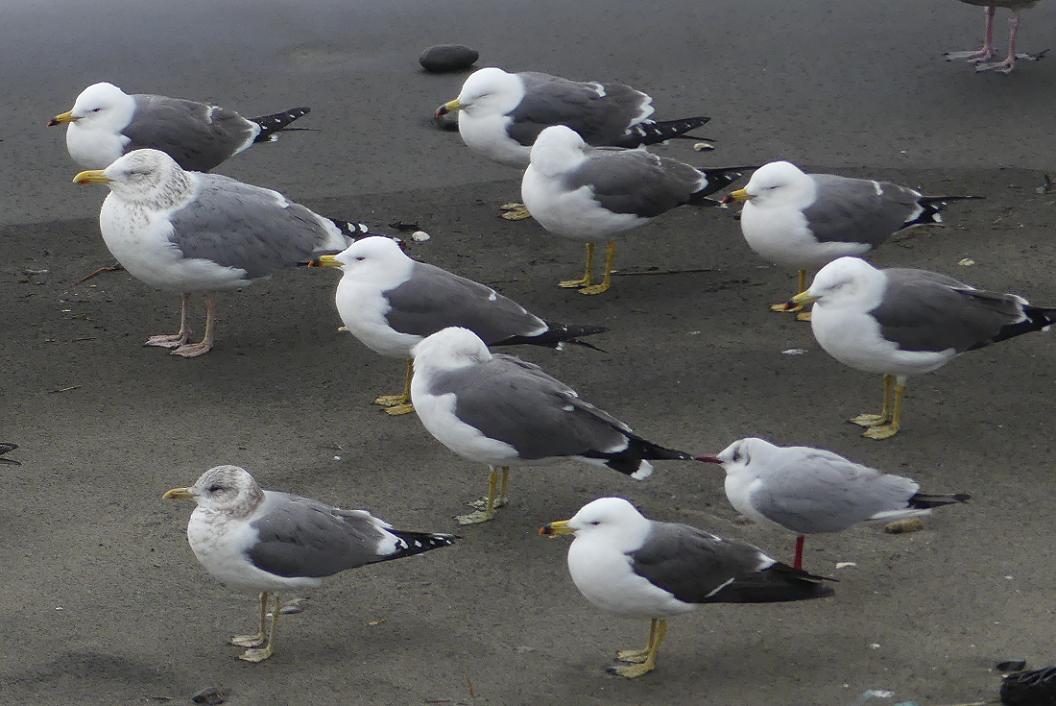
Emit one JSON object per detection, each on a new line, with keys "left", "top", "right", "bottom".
{"left": 163, "top": 465, "right": 456, "bottom": 663}
{"left": 309, "top": 236, "right": 606, "bottom": 415}
{"left": 410, "top": 328, "right": 692, "bottom": 525}
{"left": 436, "top": 67, "right": 711, "bottom": 220}
{"left": 73, "top": 149, "right": 369, "bottom": 358}
{"left": 48, "top": 82, "right": 310, "bottom": 171}
{"left": 945, "top": 1, "right": 1046, "bottom": 73}
{"left": 540, "top": 498, "right": 834, "bottom": 678}
{"left": 696, "top": 438, "right": 969, "bottom": 568}
{"left": 521, "top": 125, "right": 750, "bottom": 295}
{"left": 724, "top": 161, "right": 980, "bottom": 321}
{"left": 792, "top": 257, "right": 1056, "bottom": 439}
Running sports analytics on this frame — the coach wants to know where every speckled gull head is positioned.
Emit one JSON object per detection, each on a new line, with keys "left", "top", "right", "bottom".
{"left": 794, "top": 256, "right": 886, "bottom": 311}
{"left": 73, "top": 149, "right": 191, "bottom": 206}
{"left": 47, "top": 81, "right": 134, "bottom": 130}
{"left": 541, "top": 497, "right": 651, "bottom": 549}
{"left": 437, "top": 67, "right": 524, "bottom": 118}
{"left": 162, "top": 465, "right": 264, "bottom": 518}
{"left": 315, "top": 236, "right": 412, "bottom": 281}
{"left": 728, "top": 160, "right": 813, "bottom": 208}
{"left": 529, "top": 125, "right": 587, "bottom": 176}
{"left": 411, "top": 326, "right": 492, "bottom": 373}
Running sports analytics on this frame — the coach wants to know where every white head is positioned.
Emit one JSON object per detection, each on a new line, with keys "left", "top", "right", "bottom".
{"left": 698, "top": 437, "right": 779, "bottom": 475}
{"left": 326, "top": 236, "right": 413, "bottom": 283}
{"left": 543, "top": 497, "right": 652, "bottom": 551}
{"left": 163, "top": 465, "right": 265, "bottom": 518}
{"left": 73, "top": 148, "right": 192, "bottom": 207}
{"left": 738, "top": 160, "right": 814, "bottom": 209}
{"left": 412, "top": 326, "right": 492, "bottom": 374}
{"left": 53, "top": 82, "right": 136, "bottom": 132}
{"left": 529, "top": 125, "right": 587, "bottom": 176}
{"left": 452, "top": 67, "right": 524, "bottom": 116}
{"left": 799, "top": 256, "right": 885, "bottom": 311}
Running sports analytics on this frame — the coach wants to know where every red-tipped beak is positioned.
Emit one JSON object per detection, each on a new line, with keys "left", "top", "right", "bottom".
{"left": 719, "top": 195, "right": 735, "bottom": 206}
{"left": 693, "top": 455, "right": 722, "bottom": 464}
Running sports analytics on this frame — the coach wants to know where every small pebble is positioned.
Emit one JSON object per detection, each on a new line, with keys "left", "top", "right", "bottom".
{"left": 882, "top": 517, "right": 925, "bottom": 534}
{"left": 997, "top": 659, "right": 1028, "bottom": 672}
{"left": 419, "top": 44, "right": 479, "bottom": 73}
{"left": 692, "top": 142, "right": 716, "bottom": 152}
{"left": 411, "top": 230, "right": 431, "bottom": 242}
{"left": 191, "top": 686, "right": 225, "bottom": 705}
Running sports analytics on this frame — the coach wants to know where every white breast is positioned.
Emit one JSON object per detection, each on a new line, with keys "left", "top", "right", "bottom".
{"left": 521, "top": 166, "right": 646, "bottom": 240}
{"left": 66, "top": 124, "right": 129, "bottom": 169}
{"left": 724, "top": 473, "right": 793, "bottom": 533}
{"left": 740, "top": 202, "right": 870, "bottom": 268}
{"left": 335, "top": 277, "right": 421, "bottom": 359}
{"left": 458, "top": 113, "right": 531, "bottom": 168}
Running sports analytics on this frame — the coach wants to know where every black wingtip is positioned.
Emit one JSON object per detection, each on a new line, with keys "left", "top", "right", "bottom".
{"left": 249, "top": 106, "right": 312, "bottom": 143}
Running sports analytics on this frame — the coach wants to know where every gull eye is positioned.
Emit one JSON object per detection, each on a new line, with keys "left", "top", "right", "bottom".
{"left": 355, "top": 256, "right": 366, "bottom": 261}
{"left": 589, "top": 520, "right": 600, "bottom": 526}
{"left": 92, "top": 107, "right": 102, "bottom": 113}
{"left": 207, "top": 484, "right": 223, "bottom": 493}
{"left": 732, "top": 450, "right": 742, "bottom": 462}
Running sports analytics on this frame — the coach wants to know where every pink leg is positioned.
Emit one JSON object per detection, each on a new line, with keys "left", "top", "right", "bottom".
{"left": 171, "top": 294, "right": 216, "bottom": 358}
{"left": 977, "top": 11, "right": 1047, "bottom": 73}
{"left": 144, "top": 293, "right": 192, "bottom": 349}
{"left": 793, "top": 535, "right": 805, "bottom": 570}
{"left": 944, "top": 6, "right": 995, "bottom": 63}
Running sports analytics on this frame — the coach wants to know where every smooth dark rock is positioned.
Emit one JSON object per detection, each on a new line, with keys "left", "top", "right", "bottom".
{"left": 419, "top": 44, "right": 478, "bottom": 73}
{"left": 998, "top": 659, "right": 1029, "bottom": 672}
{"left": 191, "top": 686, "right": 225, "bottom": 705}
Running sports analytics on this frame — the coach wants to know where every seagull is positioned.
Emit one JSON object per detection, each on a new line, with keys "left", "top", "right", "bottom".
{"left": 162, "top": 465, "right": 456, "bottom": 663}
{"left": 73, "top": 149, "right": 369, "bottom": 358}
{"left": 944, "top": 1, "right": 1046, "bottom": 74}
{"left": 48, "top": 82, "right": 310, "bottom": 171}
{"left": 521, "top": 125, "right": 750, "bottom": 295}
{"left": 540, "top": 497, "right": 834, "bottom": 678}
{"left": 723, "top": 161, "right": 980, "bottom": 321}
{"left": 309, "top": 236, "right": 606, "bottom": 415}
{"left": 695, "top": 438, "right": 969, "bottom": 568}
{"left": 0, "top": 443, "right": 20, "bottom": 466}
{"left": 436, "top": 67, "right": 711, "bottom": 220}
{"left": 410, "top": 328, "right": 692, "bottom": 525}
{"left": 791, "top": 257, "right": 1056, "bottom": 439}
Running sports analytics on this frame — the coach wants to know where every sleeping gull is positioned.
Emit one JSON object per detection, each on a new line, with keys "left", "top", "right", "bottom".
{"left": 944, "top": 1, "right": 1046, "bottom": 73}
{"left": 48, "top": 82, "right": 310, "bottom": 171}
{"left": 309, "top": 236, "right": 606, "bottom": 415}
{"left": 723, "top": 161, "right": 980, "bottom": 321}
{"left": 163, "top": 465, "right": 456, "bottom": 662}
{"left": 410, "top": 327, "right": 691, "bottom": 525}
{"left": 540, "top": 497, "right": 834, "bottom": 678}
{"left": 791, "top": 257, "right": 1056, "bottom": 439}
{"left": 73, "top": 149, "right": 369, "bottom": 358}
{"left": 695, "top": 438, "right": 969, "bottom": 568}
{"left": 522, "top": 125, "right": 749, "bottom": 294}
{"left": 436, "top": 67, "right": 711, "bottom": 219}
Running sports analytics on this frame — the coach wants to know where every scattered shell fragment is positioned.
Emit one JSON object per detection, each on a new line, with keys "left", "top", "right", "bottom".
{"left": 882, "top": 517, "right": 925, "bottom": 534}
{"left": 411, "top": 230, "right": 431, "bottom": 242}
{"left": 958, "top": 258, "right": 976, "bottom": 266}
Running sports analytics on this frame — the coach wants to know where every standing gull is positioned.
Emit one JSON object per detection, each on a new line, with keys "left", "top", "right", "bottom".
{"left": 309, "top": 236, "right": 606, "bottom": 415}
{"left": 48, "top": 82, "right": 309, "bottom": 171}
{"left": 163, "top": 465, "right": 456, "bottom": 663}
{"left": 792, "top": 257, "right": 1056, "bottom": 439}
{"left": 540, "top": 498, "right": 834, "bottom": 678}
{"left": 436, "top": 67, "right": 710, "bottom": 219}
{"left": 522, "top": 125, "right": 749, "bottom": 295}
{"left": 73, "top": 149, "right": 369, "bottom": 358}
{"left": 695, "top": 438, "right": 969, "bottom": 568}
{"left": 944, "top": 1, "right": 1046, "bottom": 74}
{"left": 723, "top": 161, "right": 979, "bottom": 321}
{"left": 410, "top": 327, "right": 691, "bottom": 525}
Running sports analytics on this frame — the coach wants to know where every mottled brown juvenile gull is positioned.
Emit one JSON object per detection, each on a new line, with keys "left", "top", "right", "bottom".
{"left": 310, "top": 236, "right": 606, "bottom": 415}
{"left": 73, "top": 149, "right": 369, "bottom": 358}
{"left": 49, "top": 82, "right": 309, "bottom": 171}
{"left": 522, "top": 125, "right": 749, "bottom": 294}
{"left": 410, "top": 328, "right": 691, "bottom": 525}
{"left": 792, "top": 257, "right": 1056, "bottom": 439}
{"left": 945, "top": 1, "right": 1046, "bottom": 73}
{"left": 540, "top": 498, "right": 834, "bottom": 678}
{"left": 724, "top": 161, "right": 980, "bottom": 320}
{"left": 163, "top": 465, "right": 456, "bottom": 663}
{"left": 696, "top": 438, "right": 968, "bottom": 568}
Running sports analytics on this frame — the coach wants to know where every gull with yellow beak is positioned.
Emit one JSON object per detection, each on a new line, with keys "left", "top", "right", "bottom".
{"left": 163, "top": 465, "right": 456, "bottom": 663}
{"left": 73, "top": 148, "right": 369, "bottom": 357}
{"left": 49, "top": 82, "right": 310, "bottom": 171}
{"left": 540, "top": 497, "right": 834, "bottom": 678}
{"left": 792, "top": 257, "right": 1056, "bottom": 439}
{"left": 723, "top": 161, "right": 980, "bottom": 321}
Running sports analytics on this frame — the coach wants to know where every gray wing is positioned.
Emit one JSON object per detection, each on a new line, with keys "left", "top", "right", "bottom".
{"left": 428, "top": 354, "right": 634, "bottom": 459}
{"left": 803, "top": 175, "right": 923, "bottom": 247}
{"left": 749, "top": 449, "right": 918, "bottom": 533}
{"left": 166, "top": 174, "right": 341, "bottom": 279}
{"left": 505, "top": 72, "right": 651, "bottom": 147}
{"left": 123, "top": 94, "right": 255, "bottom": 171}
{"left": 565, "top": 147, "right": 704, "bottom": 218}
{"left": 382, "top": 263, "right": 547, "bottom": 342}
{"left": 246, "top": 493, "right": 392, "bottom": 578}
{"left": 871, "top": 268, "right": 1030, "bottom": 353}
{"left": 631, "top": 522, "right": 832, "bottom": 604}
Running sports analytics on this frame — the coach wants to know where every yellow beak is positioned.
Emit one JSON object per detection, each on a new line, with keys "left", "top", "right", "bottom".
{"left": 435, "top": 99, "right": 462, "bottom": 118}
{"left": 72, "top": 170, "right": 110, "bottom": 185}
{"left": 162, "top": 487, "right": 194, "bottom": 501}
{"left": 791, "top": 290, "right": 818, "bottom": 305}
{"left": 312, "top": 255, "right": 342, "bottom": 269}
{"left": 727, "top": 187, "right": 750, "bottom": 202}
{"left": 539, "top": 519, "right": 574, "bottom": 537}
{"left": 48, "top": 109, "right": 76, "bottom": 126}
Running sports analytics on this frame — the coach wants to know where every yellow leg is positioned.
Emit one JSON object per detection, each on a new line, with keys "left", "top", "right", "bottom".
{"left": 862, "top": 382, "right": 905, "bottom": 440}
{"left": 497, "top": 466, "right": 510, "bottom": 507}
{"left": 771, "top": 269, "right": 810, "bottom": 317}
{"left": 500, "top": 202, "right": 532, "bottom": 221}
{"left": 610, "top": 619, "right": 667, "bottom": 678}
{"left": 579, "top": 242, "right": 615, "bottom": 295}
{"left": 850, "top": 374, "right": 894, "bottom": 427}
{"left": 375, "top": 360, "right": 415, "bottom": 415}
{"left": 239, "top": 593, "right": 280, "bottom": 662}
{"left": 560, "top": 243, "right": 595, "bottom": 289}
{"left": 616, "top": 618, "right": 657, "bottom": 663}
{"left": 457, "top": 467, "right": 502, "bottom": 525}
{"left": 230, "top": 592, "right": 268, "bottom": 647}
